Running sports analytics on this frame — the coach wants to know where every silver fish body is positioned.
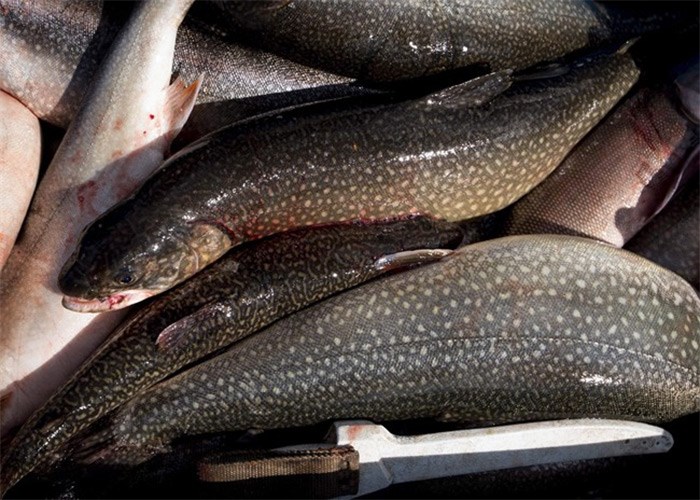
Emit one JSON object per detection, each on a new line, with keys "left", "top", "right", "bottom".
{"left": 0, "top": 0, "right": 357, "bottom": 138}
{"left": 70, "top": 235, "right": 700, "bottom": 468}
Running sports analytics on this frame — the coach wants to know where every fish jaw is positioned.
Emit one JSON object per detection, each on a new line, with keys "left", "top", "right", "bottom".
{"left": 62, "top": 290, "right": 156, "bottom": 312}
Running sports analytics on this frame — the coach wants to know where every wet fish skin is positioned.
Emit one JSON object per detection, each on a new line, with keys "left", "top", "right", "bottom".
{"left": 625, "top": 174, "right": 699, "bottom": 289}
{"left": 505, "top": 76, "right": 698, "bottom": 247}
{"left": 0, "top": 0, "right": 354, "bottom": 132}
{"left": 0, "top": 217, "right": 463, "bottom": 492}
{"left": 58, "top": 53, "right": 640, "bottom": 311}
{"left": 71, "top": 235, "right": 700, "bottom": 467}
{"left": 218, "top": 0, "right": 687, "bottom": 82}
{"left": 0, "top": 0, "right": 197, "bottom": 441}
{"left": 0, "top": 90, "right": 41, "bottom": 271}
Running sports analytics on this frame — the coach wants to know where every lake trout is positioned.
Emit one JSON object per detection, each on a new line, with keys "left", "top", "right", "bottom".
{"left": 625, "top": 173, "right": 699, "bottom": 289}
{"left": 0, "top": 90, "right": 40, "bottom": 271}
{"left": 66, "top": 235, "right": 700, "bottom": 469}
{"left": 217, "top": 0, "right": 691, "bottom": 82}
{"left": 505, "top": 67, "right": 699, "bottom": 246}
{"left": 0, "top": 217, "right": 463, "bottom": 493}
{"left": 0, "top": 0, "right": 199, "bottom": 438}
{"left": 0, "top": 0, "right": 360, "bottom": 141}
{"left": 58, "top": 52, "right": 640, "bottom": 312}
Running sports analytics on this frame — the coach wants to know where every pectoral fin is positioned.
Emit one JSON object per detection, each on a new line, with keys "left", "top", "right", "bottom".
{"left": 373, "top": 248, "right": 454, "bottom": 272}
{"left": 163, "top": 73, "right": 204, "bottom": 145}
{"left": 156, "top": 301, "right": 224, "bottom": 351}
{"left": 419, "top": 70, "right": 513, "bottom": 110}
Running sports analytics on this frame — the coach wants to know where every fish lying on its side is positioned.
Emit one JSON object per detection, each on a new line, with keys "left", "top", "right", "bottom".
{"left": 0, "top": 90, "right": 40, "bottom": 270}
{"left": 67, "top": 235, "right": 700, "bottom": 469}
{"left": 58, "top": 53, "right": 640, "bottom": 312}
{"left": 0, "top": 0, "right": 198, "bottom": 439}
{"left": 0, "top": 0, "right": 365, "bottom": 142}
{"left": 218, "top": 0, "right": 691, "bottom": 82}
{"left": 505, "top": 65, "right": 699, "bottom": 246}
{"left": 0, "top": 217, "right": 463, "bottom": 493}
{"left": 625, "top": 173, "right": 699, "bottom": 289}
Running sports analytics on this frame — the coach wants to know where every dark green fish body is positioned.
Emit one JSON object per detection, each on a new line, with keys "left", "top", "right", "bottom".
{"left": 0, "top": 218, "right": 463, "bottom": 492}
{"left": 59, "top": 54, "right": 640, "bottom": 310}
{"left": 625, "top": 176, "right": 699, "bottom": 289}
{"left": 218, "top": 0, "right": 689, "bottom": 82}
{"left": 70, "top": 235, "right": 700, "bottom": 467}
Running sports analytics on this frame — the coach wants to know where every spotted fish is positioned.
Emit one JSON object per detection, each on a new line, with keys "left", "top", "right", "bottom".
{"left": 505, "top": 70, "right": 699, "bottom": 247}
{"left": 66, "top": 235, "right": 700, "bottom": 469}
{"left": 217, "top": 0, "right": 690, "bottom": 82}
{"left": 0, "top": 0, "right": 198, "bottom": 441}
{"left": 58, "top": 53, "right": 640, "bottom": 312}
{"left": 0, "top": 217, "right": 463, "bottom": 494}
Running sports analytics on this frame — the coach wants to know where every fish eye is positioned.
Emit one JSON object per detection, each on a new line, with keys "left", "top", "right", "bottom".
{"left": 116, "top": 269, "right": 135, "bottom": 286}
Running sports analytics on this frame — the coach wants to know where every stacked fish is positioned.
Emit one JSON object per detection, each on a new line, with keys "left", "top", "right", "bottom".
{"left": 0, "top": 0, "right": 698, "bottom": 497}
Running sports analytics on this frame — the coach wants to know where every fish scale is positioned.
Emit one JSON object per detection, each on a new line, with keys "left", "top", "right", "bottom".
{"left": 219, "top": 0, "right": 687, "bottom": 82}
{"left": 59, "top": 53, "right": 640, "bottom": 311}
{"left": 70, "top": 235, "right": 700, "bottom": 468}
{"left": 0, "top": 217, "right": 463, "bottom": 493}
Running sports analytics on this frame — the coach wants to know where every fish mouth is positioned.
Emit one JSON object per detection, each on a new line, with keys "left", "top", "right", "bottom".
{"left": 62, "top": 290, "right": 156, "bottom": 312}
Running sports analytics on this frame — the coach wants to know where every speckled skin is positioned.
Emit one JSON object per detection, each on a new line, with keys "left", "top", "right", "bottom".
{"left": 73, "top": 235, "right": 700, "bottom": 467}
{"left": 625, "top": 178, "right": 699, "bottom": 289}
{"left": 218, "top": 0, "right": 682, "bottom": 82}
{"left": 0, "top": 0, "right": 354, "bottom": 134}
{"left": 505, "top": 83, "right": 698, "bottom": 247}
{"left": 59, "top": 54, "right": 640, "bottom": 308}
{"left": 0, "top": 218, "right": 463, "bottom": 493}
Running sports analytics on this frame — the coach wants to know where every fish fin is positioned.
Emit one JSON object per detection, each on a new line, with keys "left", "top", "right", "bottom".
{"left": 156, "top": 301, "right": 227, "bottom": 351}
{"left": 156, "top": 314, "right": 199, "bottom": 351}
{"left": 514, "top": 62, "right": 571, "bottom": 82}
{"left": 374, "top": 248, "right": 454, "bottom": 272}
{"left": 163, "top": 73, "right": 204, "bottom": 144}
{"left": 419, "top": 70, "right": 512, "bottom": 110}
{"left": 632, "top": 145, "right": 700, "bottom": 231}
{"left": 675, "top": 62, "right": 700, "bottom": 124}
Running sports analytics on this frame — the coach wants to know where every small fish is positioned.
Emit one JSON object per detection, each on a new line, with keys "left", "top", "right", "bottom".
{"left": 0, "top": 90, "right": 40, "bottom": 270}
{"left": 58, "top": 53, "right": 640, "bottom": 311}
{"left": 0, "top": 0, "right": 199, "bottom": 439}
{"left": 217, "top": 0, "right": 690, "bottom": 82}
{"left": 0, "top": 217, "right": 462, "bottom": 493}
{"left": 625, "top": 170, "right": 699, "bottom": 289}
{"left": 67, "top": 235, "right": 700, "bottom": 469}
{"left": 505, "top": 66, "right": 699, "bottom": 246}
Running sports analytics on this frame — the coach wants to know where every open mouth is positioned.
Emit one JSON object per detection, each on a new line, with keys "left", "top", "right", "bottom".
{"left": 62, "top": 290, "right": 156, "bottom": 312}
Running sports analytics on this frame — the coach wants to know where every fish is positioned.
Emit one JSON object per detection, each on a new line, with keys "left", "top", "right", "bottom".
{"left": 0, "top": 90, "right": 41, "bottom": 270}
{"left": 0, "top": 0, "right": 199, "bottom": 438}
{"left": 0, "top": 217, "right": 463, "bottom": 492}
{"left": 0, "top": 0, "right": 365, "bottom": 143}
{"left": 625, "top": 171, "right": 699, "bottom": 289}
{"left": 58, "top": 52, "right": 640, "bottom": 312}
{"left": 66, "top": 235, "right": 700, "bottom": 469}
{"left": 216, "top": 0, "right": 691, "bottom": 82}
{"left": 504, "top": 67, "right": 699, "bottom": 246}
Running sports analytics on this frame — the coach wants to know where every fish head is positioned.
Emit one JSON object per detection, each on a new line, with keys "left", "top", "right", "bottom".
{"left": 58, "top": 205, "right": 231, "bottom": 312}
